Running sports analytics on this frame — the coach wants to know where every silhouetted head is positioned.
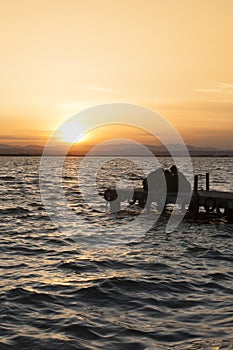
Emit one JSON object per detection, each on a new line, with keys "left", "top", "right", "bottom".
{"left": 164, "top": 169, "right": 171, "bottom": 177}
{"left": 170, "top": 165, "right": 177, "bottom": 175}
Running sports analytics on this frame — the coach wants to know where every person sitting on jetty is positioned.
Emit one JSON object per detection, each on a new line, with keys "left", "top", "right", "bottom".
{"left": 170, "top": 165, "right": 191, "bottom": 193}
{"left": 142, "top": 168, "right": 165, "bottom": 192}
{"left": 143, "top": 166, "right": 191, "bottom": 194}
{"left": 164, "top": 169, "right": 177, "bottom": 193}
{"left": 142, "top": 168, "right": 166, "bottom": 211}
{"left": 141, "top": 166, "right": 191, "bottom": 212}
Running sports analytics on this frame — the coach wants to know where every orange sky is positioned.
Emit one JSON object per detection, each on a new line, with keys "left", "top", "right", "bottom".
{"left": 1, "top": 0, "right": 233, "bottom": 149}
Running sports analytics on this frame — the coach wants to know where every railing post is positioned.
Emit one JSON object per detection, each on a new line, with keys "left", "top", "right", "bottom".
{"left": 206, "top": 173, "right": 210, "bottom": 191}
{"left": 194, "top": 175, "right": 198, "bottom": 192}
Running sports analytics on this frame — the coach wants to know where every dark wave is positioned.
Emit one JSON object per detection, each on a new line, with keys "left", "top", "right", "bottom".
{"left": 0, "top": 207, "right": 30, "bottom": 215}
{"left": 0, "top": 176, "right": 15, "bottom": 181}
{"left": 5, "top": 287, "right": 58, "bottom": 304}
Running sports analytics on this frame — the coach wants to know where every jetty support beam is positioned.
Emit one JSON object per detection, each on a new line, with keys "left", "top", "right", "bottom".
{"left": 226, "top": 209, "right": 233, "bottom": 224}
{"left": 194, "top": 175, "right": 198, "bottom": 193}
{"left": 206, "top": 173, "right": 210, "bottom": 191}
{"left": 109, "top": 199, "right": 121, "bottom": 213}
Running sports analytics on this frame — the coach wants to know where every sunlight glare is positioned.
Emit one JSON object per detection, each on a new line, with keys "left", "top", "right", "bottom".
{"left": 60, "top": 122, "right": 86, "bottom": 144}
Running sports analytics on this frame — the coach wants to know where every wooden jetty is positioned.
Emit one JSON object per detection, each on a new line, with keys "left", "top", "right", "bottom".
{"left": 103, "top": 173, "right": 233, "bottom": 223}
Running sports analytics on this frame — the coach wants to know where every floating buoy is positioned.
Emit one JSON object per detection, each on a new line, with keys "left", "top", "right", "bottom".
{"left": 104, "top": 187, "right": 118, "bottom": 202}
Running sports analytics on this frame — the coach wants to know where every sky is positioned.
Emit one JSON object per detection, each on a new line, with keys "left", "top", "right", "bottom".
{"left": 1, "top": 0, "right": 233, "bottom": 149}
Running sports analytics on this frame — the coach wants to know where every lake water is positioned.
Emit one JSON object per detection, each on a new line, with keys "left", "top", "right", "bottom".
{"left": 0, "top": 156, "right": 233, "bottom": 350}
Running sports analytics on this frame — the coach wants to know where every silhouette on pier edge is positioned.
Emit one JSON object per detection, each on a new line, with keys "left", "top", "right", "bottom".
{"left": 103, "top": 167, "right": 233, "bottom": 224}
{"left": 142, "top": 165, "right": 191, "bottom": 195}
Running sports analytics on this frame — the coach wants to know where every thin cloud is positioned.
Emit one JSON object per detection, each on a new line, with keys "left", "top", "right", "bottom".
{"left": 0, "top": 135, "right": 42, "bottom": 141}
{"left": 194, "top": 82, "right": 233, "bottom": 94}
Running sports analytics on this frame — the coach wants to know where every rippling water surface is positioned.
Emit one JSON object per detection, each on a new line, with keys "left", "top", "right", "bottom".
{"left": 0, "top": 156, "right": 233, "bottom": 350}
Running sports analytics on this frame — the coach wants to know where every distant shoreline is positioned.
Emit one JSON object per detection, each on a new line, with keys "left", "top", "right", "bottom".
{"left": 1, "top": 143, "right": 233, "bottom": 157}
{"left": 0, "top": 154, "right": 233, "bottom": 157}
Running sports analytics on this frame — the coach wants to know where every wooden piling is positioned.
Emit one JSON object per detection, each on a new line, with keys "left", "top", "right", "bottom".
{"left": 194, "top": 175, "right": 198, "bottom": 192}
{"left": 109, "top": 198, "right": 121, "bottom": 213}
{"left": 206, "top": 173, "right": 210, "bottom": 191}
{"left": 226, "top": 208, "right": 233, "bottom": 224}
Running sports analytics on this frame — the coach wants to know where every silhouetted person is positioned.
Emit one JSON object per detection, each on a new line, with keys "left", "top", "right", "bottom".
{"left": 170, "top": 165, "right": 191, "bottom": 193}
{"left": 142, "top": 168, "right": 166, "bottom": 212}
{"left": 163, "top": 169, "right": 178, "bottom": 193}
{"left": 142, "top": 168, "right": 165, "bottom": 192}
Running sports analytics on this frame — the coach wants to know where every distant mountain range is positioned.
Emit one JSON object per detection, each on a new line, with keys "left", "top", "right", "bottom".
{"left": 0, "top": 143, "right": 233, "bottom": 157}
{"left": 0, "top": 144, "right": 44, "bottom": 155}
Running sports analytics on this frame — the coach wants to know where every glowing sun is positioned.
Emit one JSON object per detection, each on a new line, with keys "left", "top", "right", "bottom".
{"left": 60, "top": 122, "right": 87, "bottom": 143}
